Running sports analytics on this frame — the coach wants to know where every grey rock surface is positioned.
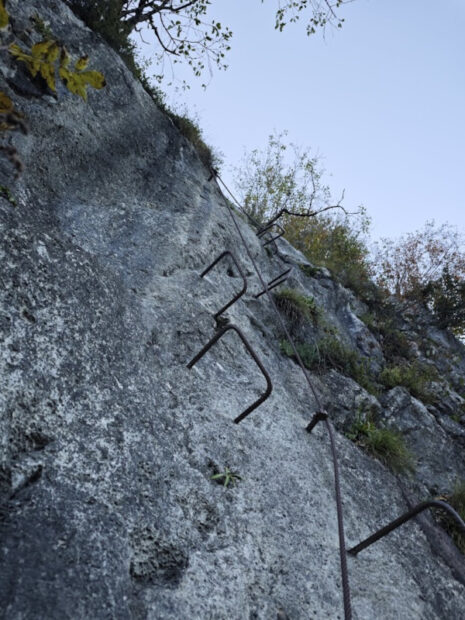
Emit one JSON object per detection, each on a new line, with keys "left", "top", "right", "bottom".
{"left": 1, "top": 2, "right": 465, "bottom": 619}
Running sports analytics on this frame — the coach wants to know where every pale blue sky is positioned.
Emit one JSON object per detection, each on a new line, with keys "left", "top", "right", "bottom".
{"left": 138, "top": 0, "right": 465, "bottom": 242}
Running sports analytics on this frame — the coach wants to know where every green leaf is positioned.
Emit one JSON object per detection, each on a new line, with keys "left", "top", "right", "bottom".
{"left": 210, "top": 473, "right": 224, "bottom": 480}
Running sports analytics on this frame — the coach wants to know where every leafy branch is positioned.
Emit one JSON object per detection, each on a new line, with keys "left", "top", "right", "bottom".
{"left": 9, "top": 40, "right": 106, "bottom": 101}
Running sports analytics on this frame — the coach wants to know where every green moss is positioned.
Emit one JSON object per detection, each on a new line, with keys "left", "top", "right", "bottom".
{"left": 379, "top": 361, "right": 439, "bottom": 404}
{"left": 346, "top": 415, "right": 415, "bottom": 474}
{"left": 274, "top": 288, "right": 320, "bottom": 326}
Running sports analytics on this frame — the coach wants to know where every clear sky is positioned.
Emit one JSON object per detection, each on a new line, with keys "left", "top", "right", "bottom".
{"left": 137, "top": 0, "right": 465, "bottom": 242}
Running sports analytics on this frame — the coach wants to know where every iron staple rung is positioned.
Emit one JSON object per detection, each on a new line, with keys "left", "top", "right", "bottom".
{"left": 200, "top": 250, "right": 247, "bottom": 321}
{"left": 257, "top": 222, "right": 284, "bottom": 238}
{"left": 347, "top": 499, "right": 465, "bottom": 556}
{"left": 257, "top": 222, "right": 285, "bottom": 248}
{"left": 186, "top": 323, "right": 273, "bottom": 424}
{"left": 254, "top": 267, "right": 292, "bottom": 299}
{"left": 305, "top": 410, "right": 329, "bottom": 433}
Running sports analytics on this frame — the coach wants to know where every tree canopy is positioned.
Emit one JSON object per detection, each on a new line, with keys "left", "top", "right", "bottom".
{"left": 234, "top": 131, "right": 372, "bottom": 293}
{"left": 68, "top": 1, "right": 353, "bottom": 82}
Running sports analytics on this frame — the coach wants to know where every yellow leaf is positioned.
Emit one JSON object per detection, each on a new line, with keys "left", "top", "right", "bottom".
{"left": 46, "top": 42, "right": 60, "bottom": 64}
{"left": 75, "top": 56, "right": 89, "bottom": 71}
{"left": 0, "top": 91, "right": 13, "bottom": 114}
{"left": 59, "top": 67, "right": 87, "bottom": 101}
{"left": 0, "top": 0, "right": 8, "bottom": 30}
{"left": 80, "top": 70, "right": 106, "bottom": 90}
{"left": 39, "top": 61, "right": 56, "bottom": 92}
{"left": 31, "top": 40, "right": 56, "bottom": 59}
{"left": 9, "top": 43, "right": 28, "bottom": 60}
{"left": 9, "top": 44, "right": 35, "bottom": 75}
{"left": 31, "top": 58, "right": 41, "bottom": 78}
{"left": 60, "top": 47, "right": 71, "bottom": 68}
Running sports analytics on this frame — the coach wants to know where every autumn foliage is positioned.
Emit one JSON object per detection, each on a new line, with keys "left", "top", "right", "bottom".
{"left": 373, "top": 221, "right": 465, "bottom": 299}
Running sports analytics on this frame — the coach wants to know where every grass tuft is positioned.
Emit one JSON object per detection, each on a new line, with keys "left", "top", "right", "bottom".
{"left": 346, "top": 415, "right": 415, "bottom": 474}
{"left": 379, "top": 361, "right": 439, "bottom": 404}
{"left": 275, "top": 288, "right": 320, "bottom": 326}
{"left": 280, "top": 336, "right": 379, "bottom": 396}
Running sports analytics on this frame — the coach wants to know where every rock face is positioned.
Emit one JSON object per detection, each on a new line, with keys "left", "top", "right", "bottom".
{"left": 1, "top": 2, "right": 465, "bottom": 618}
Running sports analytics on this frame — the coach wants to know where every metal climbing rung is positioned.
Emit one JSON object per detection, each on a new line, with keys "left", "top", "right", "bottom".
{"left": 256, "top": 222, "right": 285, "bottom": 246}
{"left": 200, "top": 251, "right": 247, "bottom": 321}
{"left": 305, "top": 410, "right": 329, "bottom": 433}
{"left": 254, "top": 267, "right": 293, "bottom": 299}
{"left": 186, "top": 324, "right": 273, "bottom": 424}
{"left": 347, "top": 499, "right": 465, "bottom": 556}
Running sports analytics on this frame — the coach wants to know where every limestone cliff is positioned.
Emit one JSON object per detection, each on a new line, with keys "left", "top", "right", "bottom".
{"left": 1, "top": 1, "right": 465, "bottom": 618}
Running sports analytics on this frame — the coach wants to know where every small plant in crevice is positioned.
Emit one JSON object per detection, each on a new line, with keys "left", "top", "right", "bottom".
{"left": 31, "top": 13, "right": 53, "bottom": 39}
{"left": 0, "top": 184, "right": 16, "bottom": 206}
{"left": 211, "top": 467, "right": 242, "bottom": 488}
{"left": 274, "top": 288, "right": 320, "bottom": 327}
{"left": 346, "top": 414, "right": 415, "bottom": 475}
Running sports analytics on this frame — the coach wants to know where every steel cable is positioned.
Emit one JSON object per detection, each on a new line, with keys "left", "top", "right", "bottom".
{"left": 211, "top": 171, "right": 352, "bottom": 620}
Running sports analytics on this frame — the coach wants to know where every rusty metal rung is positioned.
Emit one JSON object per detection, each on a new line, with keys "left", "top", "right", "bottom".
{"left": 305, "top": 410, "right": 329, "bottom": 433}
{"left": 257, "top": 222, "right": 285, "bottom": 247}
{"left": 254, "top": 267, "right": 293, "bottom": 299}
{"left": 200, "top": 251, "right": 247, "bottom": 321}
{"left": 186, "top": 324, "right": 273, "bottom": 424}
{"left": 257, "top": 222, "right": 281, "bottom": 237}
{"left": 347, "top": 499, "right": 465, "bottom": 556}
